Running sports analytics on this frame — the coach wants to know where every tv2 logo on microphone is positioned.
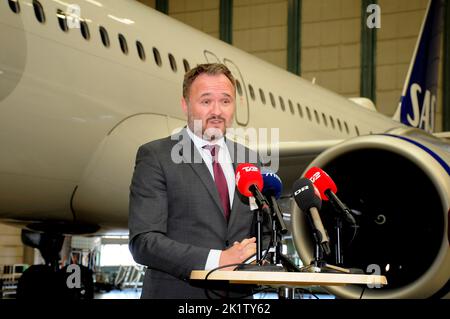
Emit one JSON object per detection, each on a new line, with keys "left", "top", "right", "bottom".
{"left": 308, "top": 172, "right": 321, "bottom": 184}
{"left": 235, "top": 166, "right": 258, "bottom": 185}
{"left": 241, "top": 166, "right": 259, "bottom": 173}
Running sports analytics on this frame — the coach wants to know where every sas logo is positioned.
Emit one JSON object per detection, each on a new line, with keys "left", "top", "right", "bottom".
{"left": 406, "top": 83, "right": 435, "bottom": 133}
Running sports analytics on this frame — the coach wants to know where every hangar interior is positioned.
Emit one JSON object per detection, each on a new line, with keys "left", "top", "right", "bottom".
{"left": 0, "top": 0, "right": 449, "bottom": 299}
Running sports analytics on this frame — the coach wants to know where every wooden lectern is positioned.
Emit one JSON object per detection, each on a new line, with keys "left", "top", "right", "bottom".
{"left": 190, "top": 270, "right": 387, "bottom": 297}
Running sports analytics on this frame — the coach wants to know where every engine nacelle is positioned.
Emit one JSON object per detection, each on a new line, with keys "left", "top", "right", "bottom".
{"left": 291, "top": 130, "right": 450, "bottom": 298}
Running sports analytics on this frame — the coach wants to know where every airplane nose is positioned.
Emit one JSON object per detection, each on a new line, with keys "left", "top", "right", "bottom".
{"left": 0, "top": 7, "right": 27, "bottom": 102}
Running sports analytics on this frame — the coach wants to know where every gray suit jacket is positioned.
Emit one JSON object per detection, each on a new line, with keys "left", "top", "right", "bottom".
{"left": 128, "top": 128, "right": 267, "bottom": 299}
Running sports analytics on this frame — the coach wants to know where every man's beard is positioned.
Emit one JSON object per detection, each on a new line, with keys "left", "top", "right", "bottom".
{"left": 189, "top": 116, "right": 226, "bottom": 141}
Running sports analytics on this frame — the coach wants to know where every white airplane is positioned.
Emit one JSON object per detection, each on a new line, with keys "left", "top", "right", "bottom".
{"left": 0, "top": 0, "right": 448, "bottom": 298}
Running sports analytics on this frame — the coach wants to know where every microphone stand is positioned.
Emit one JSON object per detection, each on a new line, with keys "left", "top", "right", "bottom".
{"left": 324, "top": 190, "right": 363, "bottom": 272}
{"left": 236, "top": 196, "right": 286, "bottom": 272}
{"left": 266, "top": 196, "right": 302, "bottom": 273}
{"left": 335, "top": 216, "right": 344, "bottom": 266}
{"left": 301, "top": 210, "right": 351, "bottom": 274}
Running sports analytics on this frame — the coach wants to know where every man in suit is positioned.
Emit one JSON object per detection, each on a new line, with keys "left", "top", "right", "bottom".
{"left": 129, "top": 63, "right": 266, "bottom": 299}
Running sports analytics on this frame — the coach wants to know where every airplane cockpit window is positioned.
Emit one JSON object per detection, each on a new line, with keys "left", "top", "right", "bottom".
{"left": 183, "top": 59, "right": 190, "bottom": 72}
{"left": 168, "top": 53, "right": 177, "bottom": 72}
{"left": 288, "top": 100, "right": 294, "bottom": 115}
{"left": 56, "top": 9, "right": 68, "bottom": 32}
{"left": 153, "top": 48, "right": 162, "bottom": 67}
{"left": 99, "top": 26, "right": 110, "bottom": 47}
{"left": 297, "top": 103, "right": 303, "bottom": 118}
{"left": 322, "top": 113, "right": 328, "bottom": 126}
{"left": 337, "top": 119, "right": 342, "bottom": 132}
{"left": 80, "top": 20, "right": 90, "bottom": 40}
{"left": 236, "top": 80, "right": 243, "bottom": 96}
{"left": 269, "top": 93, "right": 275, "bottom": 108}
{"left": 33, "top": 0, "right": 45, "bottom": 24}
{"left": 248, "top": 85, "right": 255, "bottom": 101}
{"left": 314, "top": 110, "right": 320, "bottom": 124}
{"left": 329, "top": 116, "right": 335, "bottom": 129}
{"left": 118, "top": 34, "right": 128, "bottom": 55}
{"left": 355, "top": 125, "right": 360, "bottom": 136}
{"left": 8, "top": 0, "right": 20, "bottom": 13}
{"left": 279, "top": 97, "right": 285, "bottom": 112}
{"left": 344, "top": 121, "right": 349, "bottom": 134}
{"left": 259, "top": 89, "right": 266, "bottom": 105}
{"left": 305, "top": 106, "right": 311, "bottom": 121}
{"left": 136, "top": 41, "right": 146, "bottom": 61}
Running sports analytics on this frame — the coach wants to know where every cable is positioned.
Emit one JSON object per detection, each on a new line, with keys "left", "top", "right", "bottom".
{"left": 297, "top": 288, "right": 320, "bottom": 299}
{"left": 204, "top": 262, "right": 251, "bottom": 299}
{"left": 347, "top": 224, "right": 359, "bottom": 247}
{"left": 260, "top": 211, "right": 273, "bottom": 264}
{"left": 359, "top": 285, "right": 366, "bottom": 299}
{"left": 203, "top": 261, "right": 275, "bottom": 299}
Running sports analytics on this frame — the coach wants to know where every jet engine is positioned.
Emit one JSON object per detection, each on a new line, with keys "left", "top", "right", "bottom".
{"left": 291, "top": 128, "right": 450, "bottom": 298}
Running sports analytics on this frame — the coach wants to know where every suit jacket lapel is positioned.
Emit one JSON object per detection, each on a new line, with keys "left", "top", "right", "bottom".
{"left": 225, "top": 137, "right": 243, "bottom": 230}
{"left": 177, "top": 129, "right": 226, "bottom": 219}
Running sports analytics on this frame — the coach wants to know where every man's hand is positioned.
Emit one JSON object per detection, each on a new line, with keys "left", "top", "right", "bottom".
{"left": 219, "top": 237, "right": 256, "bottom": 271}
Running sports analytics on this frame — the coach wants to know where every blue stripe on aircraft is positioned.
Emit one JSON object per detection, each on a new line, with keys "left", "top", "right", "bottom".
{"left": 382, "top": 134, "right": 450, "bottom": 176}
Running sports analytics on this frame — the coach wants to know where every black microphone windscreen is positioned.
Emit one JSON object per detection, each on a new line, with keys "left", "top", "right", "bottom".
{"left": 292, "top": 178, "right": 322, "bottom": 211}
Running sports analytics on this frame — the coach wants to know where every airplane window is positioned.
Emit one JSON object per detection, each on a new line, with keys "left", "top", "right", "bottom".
{"left": 329, "top": 116, "right": 335, "bottom": 129}
{"left": 118, "top": 34, "right": 128, "bottom": 55}
{"left": 8, "top": 0, "right": 20, "bottom": 13}
{"left": 168, "top": 53, "right": 177, "bottom": 72}
{"left": 337, "top": 119, "right": 342, "bottom": 131}
{"left": 344, "top": 121, "right": 349, "bottom": 134}
{"left": 322, "top": 113, "right": 328, "bottom": 126}
{"left": 306, "top": 106, "right": 312, "bottom": 121}
{"left": 99, "top": 26, "right": 110, "bottom": 48}
{"left": 279, "top": 97, "right": 285, "bottom": 112}
{"left": 183, "top": 59, "right": 190, "bottom": 72}
{"left": 259, "top": 89, "right": 266, "bottom": 105}
{"left": 248, "top": 85, "right": 255, "bottom": 101}
{"left": 57, "top": 9, "right": 68, "bottom": 32}
{"left": 355, "top": 125, "right": 360, "bottom": 136}
{"left": 314, "top": 110, "right": 320, "bottom": 124}
{"left": 236, "top": 80, "right": 243, "bottom": 96}
{"left": 297, "top": 103, "right": 303, "bottom": 118}
{"left": 80, "top": 20, "right": 90, "bottom": 40}
{"left": 136, "top": 41, "right": 145, "bottom": 61}
{"left": 33, "top": 0, "right": 45, "bottom": 24}
{"left": 288, "top": 100, "right": 294, "bottom": 115}
{"left": 269, "top": 93, "right": 275, "bottom": 108}
{"left": 153, "top": 48, "right": 162, "bottom": 66}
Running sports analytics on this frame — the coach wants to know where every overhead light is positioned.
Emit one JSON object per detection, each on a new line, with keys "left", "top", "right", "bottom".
{"left": 52, "top": 0, "right": 71, "bottom": 7}
{"left": 108, "top": 14, "right": 134, "bottom": 25}
{"left": 85, "top": 0, "right": 103, "bottom": 7}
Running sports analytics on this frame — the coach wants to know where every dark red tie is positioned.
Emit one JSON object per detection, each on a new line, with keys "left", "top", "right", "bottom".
{"left": 204, "top": 145, "right": 230, "bottom": 222}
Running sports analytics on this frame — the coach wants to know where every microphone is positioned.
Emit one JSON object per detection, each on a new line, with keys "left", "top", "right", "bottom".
{"left": 292, "top": 178, "right": 331, "bottom": 255}
{"left": 261, "top": 170, "right": 288, "bottom": 234}
{"left": 305, "top": 167, "right": 356, "bottom": 225}
{"left": 235, "top": 163, "right": 270, "bottom": 215}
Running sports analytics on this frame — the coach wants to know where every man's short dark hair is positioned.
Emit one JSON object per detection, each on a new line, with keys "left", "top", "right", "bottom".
{"left": 183, "top": 63, "right": 236, "bottom": 100}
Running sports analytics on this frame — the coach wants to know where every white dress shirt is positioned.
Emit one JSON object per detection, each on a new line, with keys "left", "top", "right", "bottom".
{"left": 186, "top": 127, "right": 235, "bottom": 270}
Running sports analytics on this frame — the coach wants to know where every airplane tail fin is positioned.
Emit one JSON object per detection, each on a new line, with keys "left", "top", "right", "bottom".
{"left": 392, "top": 0, "right": 444, "bottom": 133}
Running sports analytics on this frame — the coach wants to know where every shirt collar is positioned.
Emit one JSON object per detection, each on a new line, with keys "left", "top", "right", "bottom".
{"left": 186, "top": 126, "right": 227, "bottom": 150}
